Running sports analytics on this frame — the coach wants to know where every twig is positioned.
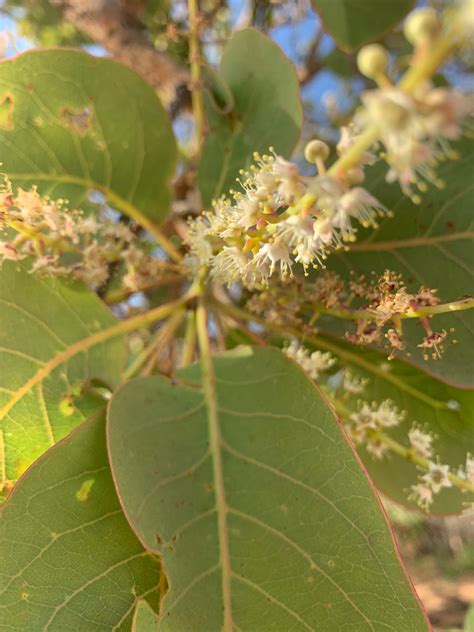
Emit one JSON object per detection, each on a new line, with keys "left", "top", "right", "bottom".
{"left": 181, "top": 309, "right": 197, "bottom": 367}
{"left": 188, "top": 0, "right": 205, "bottom": 149}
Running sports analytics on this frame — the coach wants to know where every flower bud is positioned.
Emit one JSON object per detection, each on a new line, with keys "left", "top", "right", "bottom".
{"left": 304, "top": 139, "right": 330, "bottom": 164}
{"left": 356, "top": 44, "right": 388, "bottom": 80}
{"left": 403, "top": 8, "right": 440, "bottom": 45}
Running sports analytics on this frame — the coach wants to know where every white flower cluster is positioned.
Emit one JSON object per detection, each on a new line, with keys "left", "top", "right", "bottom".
{"left": 349, "top": 400, "right": 406, "bottom": 458}
{"left": 346, "top": 398, "right": 472, "bottom": 510}
{"left": 284, "top": 340, "right": 337, "bottom": 380}
{"left": 408, "top": 426, "right": 434, "bottom": 459}
{"left": 411, "top": 454, "right": 474, "bottom": 510}
{"left": 357, "top": 85, "right": 472, "bottom": 200}
{"left": 0, "top": 185, "right": 169, "bottom": 293}
{"left": 186, "top": 148, "right": 389, "bottom": 287}
{"left": 343, "top": 370, "right": 368, "bottom": 395}
{"left": 353, "top": 5, "right": 473, "bottom": 201}
{"left": 185, "top": 7, "right": 473, "bottom": 290}
{"left": 410, "top": 462, "right": 453, "bottom": 510}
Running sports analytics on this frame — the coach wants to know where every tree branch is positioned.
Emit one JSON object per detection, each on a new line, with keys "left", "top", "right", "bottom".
{"left": 298, "top": 25, "right": 324, "bottom": 86}
{"left": 49, "top": 0, "right": 190, "bottom": 104}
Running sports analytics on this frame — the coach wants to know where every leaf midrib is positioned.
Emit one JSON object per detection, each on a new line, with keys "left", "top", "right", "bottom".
{"left": 345, "top": 230, "right": 474, "bottom": 252}
{"left": 198, "top": 347, "right": 233, "bottom": 630}
{"left": 0, "top": 300, "right": 181, "bottom": 486}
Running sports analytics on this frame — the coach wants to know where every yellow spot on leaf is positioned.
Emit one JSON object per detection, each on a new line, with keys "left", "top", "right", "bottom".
{"left": 0, "top": 92, "right": 14, "bottom": 131}
{"left": 59, "top": 395, "right": 75, "bottom": 417}
{"left": 76, "top": 478, "right": 95, "bottom": 502}
{"left": 15, "top": 459, "right": 29, "bottom": 479}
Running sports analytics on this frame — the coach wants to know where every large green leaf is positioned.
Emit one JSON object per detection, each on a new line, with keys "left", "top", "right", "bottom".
{"left": 0, "top": 412, "right": 161, "bottom": 630}
{"left": 108, "top": 346, "right": 429, "bottom": 631}
{"left": 326, "top": 137, "right": 474, "bottom": 388}
{"left": 0, "top": 260, "right": 124, "bottom": 490}
{"left": 314, "top": 335, "right": 474, "bottom": 514}
{"left": 312, "top": 0, "right": 414, "bottom": 51}
{"left": 132, "top": 600, "right": 159, "bottom": 631}
{"left": 0, "top": 49, "right": 176, "bottom": 222}
{"left": 198, "top": 29, "right": 303, "bottom": 207}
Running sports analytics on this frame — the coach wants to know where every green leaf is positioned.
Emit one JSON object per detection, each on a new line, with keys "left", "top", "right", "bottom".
{"left": 0, "top": 260, "right": 124, "bottom": 489}
{"left": 312, "top": 0, "right": 414, "bottom": 52}
{"left": 0, "top": 412, "right": 161, "bottom": 630}
{"left": 132, "top": 601, "right": 159, "bottom": 631}
{"left": 202, "top": 65, "right": 234, "bottom": 115}
{"left": 316, "top": 335, "right": 474, "bottom": 514}
{"left": 0, "top": 49, "right": 176, "bottom": 222}
{"left": 198, "top": 29, "right": 303, "bottom": 207}
{"left": 326, "top": 137, "right": 474, "bottom": 388}
{"left": 108, "top": 346, "right": 429, "bottom": 631}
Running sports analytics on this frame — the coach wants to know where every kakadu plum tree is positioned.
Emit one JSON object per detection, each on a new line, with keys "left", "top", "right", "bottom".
{"left": 0, "top": 1, "right": 473, "bottom": 630}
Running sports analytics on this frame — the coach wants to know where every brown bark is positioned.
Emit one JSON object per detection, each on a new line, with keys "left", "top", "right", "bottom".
{"left": 50, "top": 0, "right": 190, "bottom": 104}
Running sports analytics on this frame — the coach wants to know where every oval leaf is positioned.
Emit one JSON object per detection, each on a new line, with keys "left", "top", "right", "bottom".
{"left": 0, "top": 260, "right": 124, "bottom": 489}
{"left": 0, "top": 49, "right": 176, "bottom": 221}
{"left": 312, "top": 0, "right": 414, "bottom": 51}
{"left": 132, "top": 600, "right": 159, "bottom": 632}
{"left": 108, "top": 346, "right": 429, "bottom": 630}
{"left": 0, "top": 412, "right": 161, "bottom": 630}
{"left": 198, "top": 29, "right": 303, "bottom": 207}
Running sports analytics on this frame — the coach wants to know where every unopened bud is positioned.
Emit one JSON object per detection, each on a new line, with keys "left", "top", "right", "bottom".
{"left": 404, "top": 8, "right": 440, "bottom": 45}
{"left": 356, "top": 44, "right": 388, "bottom": 80}
{"left": 304, "top": 139, "right": 330, "bottom": 164}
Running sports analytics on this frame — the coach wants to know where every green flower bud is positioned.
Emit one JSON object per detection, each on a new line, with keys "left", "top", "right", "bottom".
{"left": 404, "top": 8, "right": 440, "bottom": 45}
{"left": 356, "top": 44, "right": 388, "bottom": 79}
{"left": 304, "top": 139, "right": 330, "bottom": 164}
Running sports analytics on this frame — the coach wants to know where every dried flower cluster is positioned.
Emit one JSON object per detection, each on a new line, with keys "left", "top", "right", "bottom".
{"left": 244, "top": 270, "right": 452, "bottom": 361}
{"left": 343, "top": 271, "right": 450, "bottom": 360}
{"left": 0, "top": 184, "right": 172, "bottom": 293}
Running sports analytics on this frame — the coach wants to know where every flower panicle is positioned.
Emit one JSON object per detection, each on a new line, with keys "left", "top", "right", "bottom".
{"left": 284, "top": 340, "right": 336, "bottom": 381}
{"left": 345, "top": 399, "right": 469, "bottom": 511}
{"left": 186, "top": 3, "right": 472, "bottom": 287}
{"left": 0, "top": 184, "right": 175, "bottom": 294}
{"left": 186, "top": 145, "right": 390, "bottom": 287}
